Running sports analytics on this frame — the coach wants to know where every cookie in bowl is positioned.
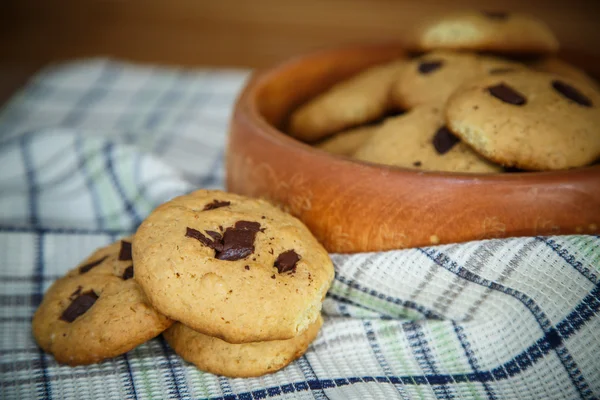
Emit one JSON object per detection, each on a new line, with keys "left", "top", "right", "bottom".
{"left": 445, "top": 70, "right": 600, "bottom": 170}
{"left": 315, "top": 110, "right": 405, "bottom": 156}
{"left": 391, "top": 51, "right": 524, "bottom": 109}
{"left": 410, "top": 10, "right": 559, "bottom": 54}
{"left": 289, "top": 59, "right": 406, "bottom": 142}
{"left": 228, "top": 34, "right": 600, "bottom": 252}
{"left": 133, "top": 190, "right": 334, "bottom": 344}
{"left": 354, "top": 104, "right": 501, "bottom": 173}
{"left": 315, "top": 124, "right": 379, "bottom": 156}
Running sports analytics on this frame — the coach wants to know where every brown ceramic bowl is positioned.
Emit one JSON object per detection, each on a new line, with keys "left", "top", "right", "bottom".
{"left": 226, "top": 43, "right": 600, "bottom": 253}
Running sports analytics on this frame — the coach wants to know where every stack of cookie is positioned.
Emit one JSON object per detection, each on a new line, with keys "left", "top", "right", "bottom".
{"left": 33, "top": 190, "right": 334, "bottom": 377}
{"left": 290, "top": 10, "right": 600, "bottom": 172}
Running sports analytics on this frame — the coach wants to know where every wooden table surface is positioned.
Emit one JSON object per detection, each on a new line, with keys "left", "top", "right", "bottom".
{"left": 0, "top": 0, "right": 599, "bottom": 103}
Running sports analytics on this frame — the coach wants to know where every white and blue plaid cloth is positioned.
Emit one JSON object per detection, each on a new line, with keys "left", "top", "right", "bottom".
{"left": 0, "top": 59, "right": 598, "bottom": 400}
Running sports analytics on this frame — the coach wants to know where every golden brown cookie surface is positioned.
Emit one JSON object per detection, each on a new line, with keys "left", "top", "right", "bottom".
{"left": 316, "top": 125, "right": 378, "bottom": 156}
{"left": 391, "top": 51, "right": 524, "bottom": 109}
{"left": 410, "top": 10, "right": 559, "bottom": 54}
{"left": 289, "top": 60, "right": 406, "bottom": 142}
{"left": 32, "top": 239, "right": 172, "bottom": 366}
{"left": 446, "top": 71, "right": 600, "bottom": 170}
{"left": 164, "top": 316, "right": 323, "bottom": 378}
{"left": 133, "top": 190, "right": 334, "bottom": 344}
{"left": 354, "top": 104, "right": 501, "bottom": 173}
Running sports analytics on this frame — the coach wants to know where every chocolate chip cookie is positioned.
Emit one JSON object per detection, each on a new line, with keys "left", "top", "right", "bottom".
{"left": 65, "top": 237, "right": 134, "bottom": 279}
{"left": 289, "top": 60, "right": 406, "bottom": 142}
{"left": 32, "top": 239, "right": 172, "bottom": 365}
{"left": 391, "top": 51, "right": 524, "bottom": 109}
{"left": 164, "top": 315, "right": 323, "bottom": 377}
{"left": 133, "top": 190, "right": 334, "bottom": 344}
{"left": 410, "top": 10, "right": 559, "bottom": 54}
{"left": 354, "top": 104, "right": 501, "bottom": 173}
{"left": 445, "top": 70, "right": 600, "bottom": 170}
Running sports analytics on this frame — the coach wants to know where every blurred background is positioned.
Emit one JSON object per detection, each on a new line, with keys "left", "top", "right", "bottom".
{"left": 1, "top": 0, "right": 599, "bottom": 102}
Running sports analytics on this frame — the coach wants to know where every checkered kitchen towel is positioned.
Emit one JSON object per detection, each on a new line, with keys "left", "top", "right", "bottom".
{"left": 0, "top": 59, "right": 599, "bottom": 400}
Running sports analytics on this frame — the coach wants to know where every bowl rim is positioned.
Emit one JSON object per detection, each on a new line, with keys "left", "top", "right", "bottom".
{"left": 235, "top": 42, "right": 600, "bottom": 184}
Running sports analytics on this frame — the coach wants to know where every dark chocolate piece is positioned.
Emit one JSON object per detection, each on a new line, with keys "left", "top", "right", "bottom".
{"left": 234, "top": 221, "right": 262, "bottom": 231}
{"left": 274, "top": 250, "right": 301, "bottom": 274}
{"left": 69, "top": 286, "right": 83, "bottom": 299}
{"left": 418, "top": 60, "right": 443, "bottom": 74}
{"left": 487, "top": 83, "right": 526, "bottom": 105}
{"left": 186, "top": 221, "right": 262, "bottom": 261}
{"left": 203, "top": 200, "right": 231, "bottom": 211}
{"left": 122, "top": 266, "right": 134, "bottom": 280}
{"left": 79, "top": 256, "right": 108, "bottom": 274}
{"left": 216, "top": 221, "right": 261, "bottom": 261}
{"left": 118, "top": 241, "right": 132, "bottom": 261}
{"left": 206, "top": 230, "right": 223, "bottom": 242}
{"left": 432, "top": 127, "right": 460, "bottom": 155}
{"left": 186, "top": 227, "right": 214, "bottom": 248}
{"left": 60, "top": 291, "right": 98, "bottom": 323}
{"left": 552, "top": 80, "right": 592, "bottom": 107}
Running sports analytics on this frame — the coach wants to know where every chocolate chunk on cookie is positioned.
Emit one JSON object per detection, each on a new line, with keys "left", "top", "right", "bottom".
{"left": 432, "top": 127, "right": 461, "bottom": 154}
{"left": 289, "top": 59, "right": 407, "bottom": 142}
{"left": 122, "top": 266, "right": 134, "bottom": 280}
{"left": 274, "top": 250, "right": 301, "bottom": 273}
{"left": 487, "top": 83, "right": 527, "bottom": 105}
{"left": 552, "top": 80, "right": 592, "bottom": 107}
{"left": 118, "top": 240, "right": 132, "bottom": 261}
{"left": 164, "top": 316, "right": 323, "bottom": 378}
{"left": 203, "top": 199, "right": 231, "bottom": 211}
{"left": 78, "top": 256, "right": 108, "bottom": 274}
{"left": 445, "top": 70, "right": 600, "bottom": 170}
{"left": 59, "top": 290, "right": 99, "bottom": 322}
{"left": 391, "top": 51, "right": 524, "bottom": 109}
{"left": 217, "top": 221, "right": 262, "bottom": 260}
{"left": 354, "top": 104, "right": 501, "bottom": 173}
{"left": 418, "top": 60, "right": 444, "bottom": 74}
{"left": 187, "top": 221, "right": 262, "bottom": 261}
{"left": 409, "top": 10, "right": 559, "bottom": 54}
{"left": 133, "top": 190, "right": 334, "bottom": 343}
{"left": 32, "top": 239, "right": 172, "bottom": 366}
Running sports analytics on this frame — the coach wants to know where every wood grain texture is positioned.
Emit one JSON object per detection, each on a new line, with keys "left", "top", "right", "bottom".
{"left": 0, "top": 0, "right": 599, "bottom": 68}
